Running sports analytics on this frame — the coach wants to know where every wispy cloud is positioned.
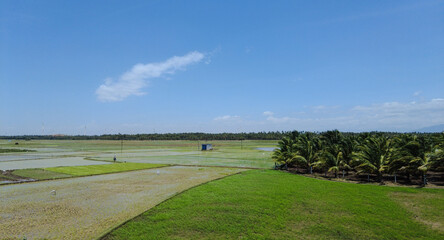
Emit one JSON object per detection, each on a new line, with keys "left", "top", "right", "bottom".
{"left": 214, "top": 115, "right": 241, "bottom": 121}
{"left": 258, "top": 99, "right": 444, "bottom": 132}
{"left": 263, "top": 111, "right": 291, "bottom": 123}
{"left": 413, "top": 91, "right": 422, "bottom": 97}
{"left": 350, "top": 99, "right": 444, "bottom": 130}
{"left": 96, "top": 51, "right": 205, "bottom": 102}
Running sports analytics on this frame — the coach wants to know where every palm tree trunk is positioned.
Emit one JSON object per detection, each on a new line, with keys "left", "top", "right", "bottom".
{"left": 377, "top": 172, "right": 383, "bottom": 182}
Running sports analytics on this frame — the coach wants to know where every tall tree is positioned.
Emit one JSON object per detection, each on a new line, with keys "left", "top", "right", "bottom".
{"left": 292, "top": 132, "right": 322, "bottom": 174}
{"left": 354, "top": 136, "right": 394, "bottom": 182}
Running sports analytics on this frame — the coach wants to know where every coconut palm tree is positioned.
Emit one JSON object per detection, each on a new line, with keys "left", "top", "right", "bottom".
{"left": 339, "top": 135, "right": 357, "bottom": 177}
{"left": 428, "top": 132, "right": 444, "bottom": 172}
{"left": 392, "top": 135, "right": 433, "bottom": 185}
{"left": 429, "top": 148, "right": 444, "bottom": 171}
{"left": 315, "top": 150, "right": 341, "bottom": 177}
{"left": 292, "top": 132, "right": 322, "bottom": 174}
{"left": 272, "top": 137, "right": 296, "bottom": 168}
{"left": 354, "top": 136, "right": 394, "bottom": 182}
{"left": 388, "top": 134, "right": 417, "bottom": 182}
{"left": 315, "top": 134, "right": 355, "bottom": 178}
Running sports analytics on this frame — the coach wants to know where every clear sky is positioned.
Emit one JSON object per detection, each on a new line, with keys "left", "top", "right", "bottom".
{"left": 1, "top": 0, "right": 443, "bottom": 135}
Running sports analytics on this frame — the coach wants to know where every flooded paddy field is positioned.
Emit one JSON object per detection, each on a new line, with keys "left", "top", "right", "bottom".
{"left": 0, "top": 140, "right": 277, "bottom": 169}
{"left": 0, "top": 157, "right": 111, "bottom": 170}
{"left": 0, "top": 166, "right": 246, "bottom": 240}
{"left": 121, "top": 152, "right": 274, "bottom": 168}
{"left": 0, "top": 140, "right": 274, "bottom": 239}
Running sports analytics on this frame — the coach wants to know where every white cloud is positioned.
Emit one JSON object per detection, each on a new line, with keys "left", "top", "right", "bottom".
{"left": 214, "top": 115, "right": 241, "bottom": 121}
{"left": 413, "top": 91, "right": 422, "bottom": 97}
{"left": 257, "top": 99, "right": 444, "bottom": 132}
{"left": 263, "top": 111, "right": 292, "bottom": 123}
{"left": 96, "top": 51, "right": 205, "bottom": 102}
{"left": 350, "top": 99, "right": 444, "bottom": 130}
{"left": 267, "top": 116, "right": 292, "bottom": 123}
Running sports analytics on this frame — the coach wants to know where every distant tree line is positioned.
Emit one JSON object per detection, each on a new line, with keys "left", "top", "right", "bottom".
{"left": 0, "top": 132, "right": 285, "bottom": 141}
{"left": 273, "top": 130, "right": 444, "bottom": 185}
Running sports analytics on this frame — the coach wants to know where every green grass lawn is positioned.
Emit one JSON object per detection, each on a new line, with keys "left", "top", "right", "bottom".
{"left": 103, "top": 170, "right": 444, "bottom": 240}
{"left": 45, "top": 162, "right": 168, "bottom": 176}
{"left": 13, "top": 168, "right": 72, "bottom": 180}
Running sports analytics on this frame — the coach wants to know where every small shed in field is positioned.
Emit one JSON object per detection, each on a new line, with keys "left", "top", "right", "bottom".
{"left": 201, "top": 144, "right": 213, "bottom": 151}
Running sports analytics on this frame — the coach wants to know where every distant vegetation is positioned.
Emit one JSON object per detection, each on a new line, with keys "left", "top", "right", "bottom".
{"left": 0, "top": 132, "right": 285, "bottom": 141}
{"left": 1, "top": 131, "right": 443, "bottom": 141}
{"left": 273, "top": 131, "right": 444, "bottom": 185}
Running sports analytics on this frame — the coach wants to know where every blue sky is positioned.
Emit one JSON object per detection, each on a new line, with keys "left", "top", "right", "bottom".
{"left": 1, "top": 0, "right": 443, "bottom": 135}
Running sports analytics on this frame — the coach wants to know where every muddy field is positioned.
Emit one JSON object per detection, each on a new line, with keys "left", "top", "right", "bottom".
{"left": 0, "top": 157, "right": 111, "bottom": 171}
{"left": 0, "top": 166, "right": 246, "bottom": 240}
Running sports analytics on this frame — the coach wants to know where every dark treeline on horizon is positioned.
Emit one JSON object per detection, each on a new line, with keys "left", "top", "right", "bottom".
{"left": 0, "top": 131, "right": 443, "bottom": 141}
{"left": 0, "top": 132, "right": 285, "bottom": 141}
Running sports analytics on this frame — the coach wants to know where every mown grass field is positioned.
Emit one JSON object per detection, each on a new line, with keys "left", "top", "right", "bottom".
{"left": 104, "top": 170, "right": 444, "bottom": 240}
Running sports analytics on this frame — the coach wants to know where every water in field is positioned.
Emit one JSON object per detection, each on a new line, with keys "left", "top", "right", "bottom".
{"left": 0, "top": 140, "right": 277, "bottom": 169}
{"left": 0, "top": 151, "right": 92, "bottom": 162}
{"left": 0, "top": 155, "right": 44, "bottom": 162}
{"left": 119, "top": 150, "right": 274, "bottom": 168}
{"left": 256, "top": 147, "right": 277, "bottom": 151}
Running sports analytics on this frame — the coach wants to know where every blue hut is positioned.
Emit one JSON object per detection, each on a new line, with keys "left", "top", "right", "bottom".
{"left": 201, "top": 144, "right": 213, "bottom": 151}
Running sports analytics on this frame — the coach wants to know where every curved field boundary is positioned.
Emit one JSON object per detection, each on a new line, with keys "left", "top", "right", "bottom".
{"left": 0, "top": 166, "right": 247, "bottom": 240}
{"left": 96, "top": 170, "right": 248, "bottom": 240}
{"left": 102, "top": 170, "right": 444, "bottom": 240}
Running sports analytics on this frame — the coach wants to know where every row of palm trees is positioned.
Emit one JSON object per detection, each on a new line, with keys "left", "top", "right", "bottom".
{"left": 272, "top": 130, "right": 444, "bottom": 185}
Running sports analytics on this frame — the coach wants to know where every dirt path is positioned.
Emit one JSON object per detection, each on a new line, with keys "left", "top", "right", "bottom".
{"left": 0, "top": 166, "right": 246, "bottom": 240}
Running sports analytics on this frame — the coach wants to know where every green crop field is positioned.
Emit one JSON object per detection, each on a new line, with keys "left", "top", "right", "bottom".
{"left": 45, "top": 162, "right": 168, "bottom": 176}
{"left": 104, "top": 170, "right": 444, "bottom": 240}
{"left": 13, "top": 168, "right": 72, "bottom": 180}
{"left": 11, "top": 162, "right": 168, "bottom": 180}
